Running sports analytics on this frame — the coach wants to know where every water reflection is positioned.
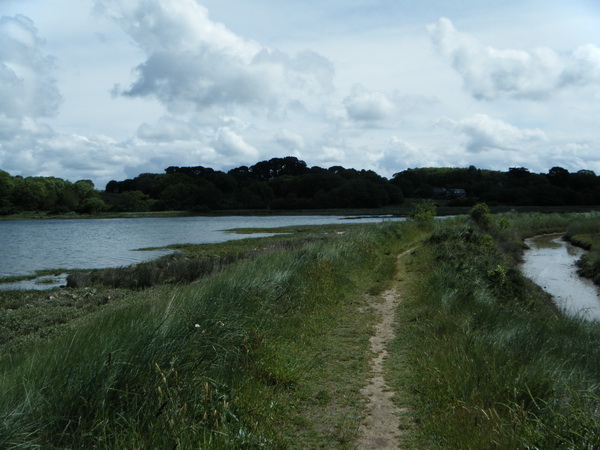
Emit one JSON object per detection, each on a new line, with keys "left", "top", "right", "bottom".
{"left": 521, "top": 234, "right": 600, "bottom": 321}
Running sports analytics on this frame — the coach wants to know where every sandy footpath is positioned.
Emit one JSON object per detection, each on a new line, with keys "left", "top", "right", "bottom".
{"left": 357, "top": 250, "right": 413, "bottom": 449}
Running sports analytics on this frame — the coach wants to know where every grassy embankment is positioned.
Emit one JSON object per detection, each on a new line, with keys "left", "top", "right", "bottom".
{"left": 0, "top": 220, "right": 422, "bottom": 448}
{"left": 565, "top": 216, "right": 600, "bottom": 286}
{"left": 391, "top": 209, "right": 600, "bottom": 448}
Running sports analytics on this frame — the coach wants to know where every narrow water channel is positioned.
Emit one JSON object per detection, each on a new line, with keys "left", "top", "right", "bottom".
{"left": 521, "top": 234, "right": 600, "bottom": 321}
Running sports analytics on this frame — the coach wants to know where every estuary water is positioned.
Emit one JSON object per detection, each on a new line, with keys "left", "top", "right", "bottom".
{"left": 0, "top": 215, "right": 398, "bottom": 288}
{"left": 521, "top": 234, "right": 600, "bottom": 321}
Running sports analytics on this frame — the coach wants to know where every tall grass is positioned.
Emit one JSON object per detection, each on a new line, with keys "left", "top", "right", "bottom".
{"left": 0, "top": 220, "right": 420, "bottom": 448}
{"left": 394, "top": 212, "right": 600, "bottom": 447}
{"left": 497, "top": 210, "right": 572, "bottom": 237}
{"left": 565, "top": 211, "right": 600, "bottom": 238}
{"left": 65, "top": 238, "right": 314, "bottom": 289}
{"left": 564, "top": 213, "right": 600, "bottom": 287}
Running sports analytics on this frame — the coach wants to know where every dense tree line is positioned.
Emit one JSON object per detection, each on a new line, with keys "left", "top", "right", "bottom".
{"left": 3, "top": 159, "right": 600, "bottom": 215}
{"left": 103, "top": 157, "right": 404, "bottom": 212}
{"left": 0, "top": 170, "right": 105, "bottom": 215}
{"left": 392, "top": 166, "right": 600, "bottom": 206}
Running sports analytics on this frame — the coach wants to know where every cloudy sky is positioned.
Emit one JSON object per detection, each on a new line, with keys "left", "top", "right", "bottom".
{"left": 2, "top": 0, "right": 600, "bottom": 188}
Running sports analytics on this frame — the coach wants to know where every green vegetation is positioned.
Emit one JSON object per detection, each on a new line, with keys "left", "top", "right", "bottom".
{"left": 103, "top": 157, "right": 403, "bottom": 212}
{"left": 0, "top": 221, "right": 421, "bottom": 448}
{"left": 4, "top": 159, "right": 600, "bottom": 217}
{"left": 393, "top": 165, "right": 600, "bottom": 206}
{"left": 3, "top": 207, "right": 600, "bottom": 447}
{"left": 469, "top": 202, "right": 493, "bottom": 229}
{"left": 104, "top": 162, "right": 600, "bottom": 213}
{"left": 0, "top": 288, "right": 130, "bottom": 352}
{"left": 565, "top": 213, "right": 600, "bottom": 286}
{"left": 408, "top": 199, "right": 437, "bottom": 225}
{"left": 392, "top": 211, "right": 600, "bottom": 448}
{"left": 0, "top": 170, "right": 104, "bottom": 215}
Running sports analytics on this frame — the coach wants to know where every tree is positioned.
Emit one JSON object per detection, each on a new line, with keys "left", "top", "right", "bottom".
{"left": 0, "top": 170, "right": 15, "bottom": 213}
{"left": 11, "top": 177, "right": 48, "bottom": 210}
{"left": 547, "top": 166, "right": 570, "bottom": 188}
{"left": 77, "top": 197, "right": 105, "bottom": 214}
{"left": 159, "top": 184, "right": 203, "bottom": 210}
{"left": 508, "top": 167, "right": 530, "bottom": 178}
{"left": 55, "top": 185, "right": 79, "bottom": 212}
{"left": 249, "top": 156, "right": 309, "bottom": 181}
{"left": 120, "top": 191, "right": 154, "bottom": 212}
{"left": 73, "top": 180, "right": 96, "bottom": 199}
{"left": 570, "top": 170, "right": 598, "bottom": 191}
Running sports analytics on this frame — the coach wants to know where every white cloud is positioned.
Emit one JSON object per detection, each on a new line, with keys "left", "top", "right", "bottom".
{"left": 97, "top": 0, "right": 334, "bottom": 115}
{"left": 374, "top": 135, "right": 463, "bottom": 176}
{"left": 0, "top": 15, "right": 62, "bottom": 120}
{"left": 387, "top": 136, "right": 421, "bottom": 157}
{"left": 315, "top": 146, "right": 346, "bottom": 166}
{"left": 440, "top": 114, "right": 548, "bottom": 153}
{"left": 428, "top": 17, "right": 600, "bottom": 100}
{"left": 376, "top": 137, "right": 422, "bottom": 174}
{"left": 2, "top": 1, "right": 600, "bottom": 187}
{"left": 211, "top": 127, "right": 258, "bottom": 160}
{"left": 560, "top": 44, "right": 600, "bottom": 87}
{"left": 137, "top": 116, "right": 197, "bottom": 142}
{"left": 344, "top": 85, "right": 396, "bottom": 123}
{"left": 0, "top": 128, "right": 140, "bottom": 186}
{"left": 274, "top": 129, "right": 305, "bottom": 151}
{"left": 0, "top": 13, "right": 62, "bottom": 163}
{"left": 540, "top": 141, "right": 600, "bottom": 175}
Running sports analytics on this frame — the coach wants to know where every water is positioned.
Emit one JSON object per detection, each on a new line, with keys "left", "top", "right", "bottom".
{"left": 0, "top": 274, "right": 69, "bottom": 291}
{"left": 0, "top": 215, "right": 398, "bottom": 289}
{"left": 521, "top": 234, "right": 600, "bottom": 321}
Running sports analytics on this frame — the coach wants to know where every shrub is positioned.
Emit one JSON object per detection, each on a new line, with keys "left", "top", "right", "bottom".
{"left": 409, "top": 200, "right": 437, "bottom": 224}
{"left": 469, "top": 202, "right": 493, "bottom": 229}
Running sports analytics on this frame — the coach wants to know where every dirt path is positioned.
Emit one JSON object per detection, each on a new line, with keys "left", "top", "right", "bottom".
{"left": 357, "top": 250, "right": 412, "bottom": 449}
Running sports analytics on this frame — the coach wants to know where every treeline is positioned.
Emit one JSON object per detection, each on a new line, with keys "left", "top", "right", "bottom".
{"left": 103, "top": 156, "right": 404, "bottom": 212}
{"left": 0, "top": 171, "right": 104, "bottom": 215}
{"left": 3, "top": 159, "right": 600, "bottom": 215}
{"left": 393, "top": 166, "right": 600, "bottom": 206}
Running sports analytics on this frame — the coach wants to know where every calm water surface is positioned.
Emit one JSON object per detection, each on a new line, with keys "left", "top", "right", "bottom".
{"left": 0, "top": 215, "right": 397, "bottom": 288}
{"left": 521, "top": 234, "right": 600, "bottom": 321}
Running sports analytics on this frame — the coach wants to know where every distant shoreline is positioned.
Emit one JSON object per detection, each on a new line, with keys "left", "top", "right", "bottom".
{"left": 2, "top": 203, "right": 600, "bottom": 221}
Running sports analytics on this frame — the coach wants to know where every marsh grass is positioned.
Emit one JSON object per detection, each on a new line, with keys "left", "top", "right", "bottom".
{"left": 0, "top": 221, "right": 419, "bottom": 448}
{"left": 564, "top": 213, "right": 600, "bottom": 286}
{"left": 66, "top": 251, "right": 248, "bottom": 289}
{"left": 392, "top": 212, "right": 600, "bottom": 447}
{"left": 0, "top": 288, "right": 130, "bottom": 352}
{"left": 65, "top": 232, "right": 332, "bottom": 289}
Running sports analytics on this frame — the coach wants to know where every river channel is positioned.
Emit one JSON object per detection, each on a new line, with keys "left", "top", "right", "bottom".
{"left": 521, "top": 234, "right": 600, "bottom": 321}
{"left": 0, "top": 215, "right": 400, "bottom": 290}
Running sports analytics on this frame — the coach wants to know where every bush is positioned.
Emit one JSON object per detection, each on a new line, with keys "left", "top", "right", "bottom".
{"left": 77, "top": 197, "right": 106, "bottom": 214}
{"left": 409, "top": 200, "right": 437, "bottom": 224}
{"left": 469, "top": 202, "right": 493, "bottom": 229}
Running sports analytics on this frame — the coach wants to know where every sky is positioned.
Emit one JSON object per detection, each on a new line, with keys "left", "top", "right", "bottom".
{"left": 2, "top": 0, "right": 600, "bottom": 188}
